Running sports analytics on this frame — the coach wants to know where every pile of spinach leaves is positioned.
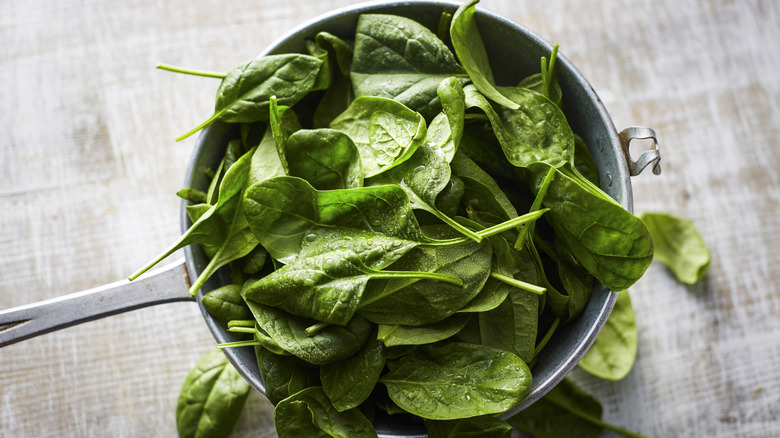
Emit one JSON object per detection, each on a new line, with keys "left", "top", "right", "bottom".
{"left": 135, "top": 1, "right": 692, "bottom": 437}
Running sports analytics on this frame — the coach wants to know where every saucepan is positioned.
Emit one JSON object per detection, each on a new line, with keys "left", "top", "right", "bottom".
{"left": 0, "top": 1, "right": 661, "bottom": 436}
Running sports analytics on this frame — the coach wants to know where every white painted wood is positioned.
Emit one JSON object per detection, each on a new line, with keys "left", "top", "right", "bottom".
{"left": 1, "top": 0, "right": 778, "bottom": 436}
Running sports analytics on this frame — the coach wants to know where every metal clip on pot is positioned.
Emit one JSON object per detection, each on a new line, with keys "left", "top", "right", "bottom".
{"left": 619, "top": 126, "right": 662, "bottom": 176}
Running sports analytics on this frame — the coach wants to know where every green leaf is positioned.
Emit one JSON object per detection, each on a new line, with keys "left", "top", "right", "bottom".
{"left": 380, "top": 342, "right": 531, "bottom": 420}
{"left": 425, "top": 415, "right": 513, "bottom": 438}
{"left": 311, "top": 32, "right": 355, "bottom": 128}
{"left": 640, "top": 212, "right": 710, "bottom": 284}
{"left": 450, "top": 0, "right": 519, "bottom": 110}
{"left": 285, "top": 128, "right": 363, "bottom": 190}
{"left": 351, "top": 14, "right": 467, "bottom": 119}
{"left": 377, "top": 313, "right": 470, "bottom": 347}
{"left": 201, "top": 284, "right": 252, "bottom": 326}
{"left": 579, "top": 290, "right": 638, "bottom": 380}
{"left": 243, "top": 176, "right": 426, "bottom": 263}
{"left": 176, "top": 350, "right": 250, "bottom": 438}
{"left": 330, "top": 96, "right": 426, "bottom": 178}
{"left": 256, "top": 346, "right": 319, "bottom": 405}
{"left": 178, "top": 54, "right": 324, "bottom": 140}
{"left": 274, "top": 387, "right": 378, "bottom": 438}
{"left": 321, "top": 332, "right": 386, "bottom": 411}
{"left": 245, "top": 301, "right": 372, "bottom": 365}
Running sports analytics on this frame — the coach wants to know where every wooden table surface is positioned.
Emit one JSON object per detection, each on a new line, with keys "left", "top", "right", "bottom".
{"left": 2, "top": 0, "right": 778, "bottom": 436}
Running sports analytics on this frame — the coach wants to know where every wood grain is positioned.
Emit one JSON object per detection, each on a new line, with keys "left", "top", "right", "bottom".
{"left": 1, "top": 0, "right": 778, "bottom": 436}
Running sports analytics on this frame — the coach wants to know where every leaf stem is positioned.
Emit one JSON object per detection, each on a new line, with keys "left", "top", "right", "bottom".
{"left": 305, "top": 322, "right": 330, "bottom": 336}
{"left": 534, "top": 317, "right": 560, "bottom": 357}
{"left": 515, "top": 166, "right": 556, "bottom": 250}
{"left": 228, "top": 326, "right": 257, "bottom": 334}
{"left": 227, "top": 320, "right": 255, "bottom": 328}
{"left": 216, "top": 340, "right": 261, "bottom": 349}
{"left": 176, "top": 107, "right": 228, "bottom": 141}
{"left": 490, "top": 272, "right": 545, "bottom": 295}
{"left": 367, "top": 269, "right": 463, "bottom": 286}
{"left": 425, "top": 210, "right": 549, "bottom": 248}
{"left": 431, "top": 208, "right": 483, "bottom": 242}
{"left": 156, "top": 64, "right": 226, "bottom": 79}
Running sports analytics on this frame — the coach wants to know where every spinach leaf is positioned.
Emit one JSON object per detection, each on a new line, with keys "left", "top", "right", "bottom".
{"left": 311, "top": 32, "right": 355, "bottom": 128}
{"left": 358, "top": 226, "right": 493, "bottom": 326}
{"left": 450, "top": 0, "right": 519, "bottom": 110}
{"left": 201, "top": 284, "right": 251, "bottom": 326}
{"left": 640, "top": 212, "right": 710, "bottom": 284}
{"left": 178, "top": 54, "right": 325, "bottom": 140}
{"left": 507, "top": 377, "right": 651, "bottom": 438}
{"left": 377, "top": 313, "right": 470, "bottom": 347}
{"left": 329, "top": 96, "right": 426, "bottom": 177}
{"left": 285, "top": 128, "right": 363, "bottom": 190}
{"left": 245, "top": 300, "right": 372, "bottom": 365}
{"left": 243, "top": 176, "right": 425, "bottom": 263}
{"left": 573, "top": 133, "right": 599, "bottom": 185}
{"left": 530, "top": 164, "right": 654, "bottom": 291}
{"left": 350, "top": 14, "right": 467, "bottom": 119}
{"left": 479, "top": 288, "right": 539, "bottom": 363}
{"left": 451, "top": 152, "right": 518, "bottom": 221}
{"left": 256, "top": 346, "right": 319, "bottom": 405}
{"left": 176, "top": 350, "right": 250, "bottom": 438}
{"left": 579, "top": 290, "right": 637, "bottom": 380}
{"left": 425, "top": 415, "right": 513, "bottom": 438}
{"left": 321, "top": 332, "right": 386, "bottom": 411}
{"left": 247, "top": 128, "right": 287, "bottom": 187}
{"left": 463, "top": 84, "right": 574, "bottom": 169}
{"left": 379, "top": 342, "right": 531, "bottom": 420}
{"left": 437, "top": 76, "right": 467, "bottom": 161}
{"left": 177, "top": 188, "right": 208, "bottom": 204}
{"left": 274, "top": 387, "right": 378, "bottom": 438}
{"left": 242, "top": 228, "right": 458, "bottom": 326}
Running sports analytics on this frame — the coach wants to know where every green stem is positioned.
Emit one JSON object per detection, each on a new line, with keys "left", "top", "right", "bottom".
{"left": 425, "top": 210, "right": 549, "bottom": 248}
{"left": 217, "top": 340, "right": 260, "bottom": 349}
{"left": 490, "top": 272, "right": 545, "bottom": 295}
{"left": 227, "top": 320, "right": 255, "bottom": 328}
{"left": 534, "top": 317, "right": 560, "bottom": 357}
{"left": 156, "top": 64, "right": 226, "bottom": 79}
{"left": 540, "top": 56, "right": 549, "bottom": 99}
{"left": 228, "top": 326, "right": 256, "bottom": 334}
{"left": 431, "top": 208, "right": 482, "bottom": 242}
{"left": 366, "top": 269, "right": 463, "bottom": 286}
{"left": 305, "top": 322, "right": 330, "bottom": 336}
{"left": 176, "top": 106, "right": 228, "bottom": 141}
{"left": 514, "top": 166, "right": 555, "bottom": 250}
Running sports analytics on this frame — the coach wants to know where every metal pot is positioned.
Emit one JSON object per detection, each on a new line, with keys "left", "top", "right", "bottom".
{"left": 0, "top": 1, "right": 660, "bottom": 437}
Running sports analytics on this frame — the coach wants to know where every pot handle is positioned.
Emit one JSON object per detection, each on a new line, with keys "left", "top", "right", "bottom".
{"left": 619, "top": 126, "right": 662, "bottom": 176}
{"left": 0, "top": 261, "right": 193, "bottom": 348}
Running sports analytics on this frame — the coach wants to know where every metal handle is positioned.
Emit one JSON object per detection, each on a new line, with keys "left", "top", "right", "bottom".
{"left": 619, "top": 126, "right": 662, "bottom": 176}
{"left": 0, "top": 261, "right": 193, "bottom": 348}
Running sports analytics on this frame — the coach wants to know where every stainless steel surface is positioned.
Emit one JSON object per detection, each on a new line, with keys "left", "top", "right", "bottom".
{"left": 0, "top": 261, "right": 192, "bottom": 348}
{"left": 619, "top": 126, "right": 662, "bottom": 176}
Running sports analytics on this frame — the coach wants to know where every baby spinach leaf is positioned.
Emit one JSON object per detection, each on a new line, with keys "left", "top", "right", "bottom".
{"left": 380, "top": 342, "right": 531, "bottom": 420}
{"left": 573, "top": 133, "right": 599, "bottom": 186}
{"left": 177, "top": 188, "right": 208, "bottom": 204}
{"left": 330, "top": 96, "right": 426, "bottom": 177}
{"left": 274, "top": 387, "right": 378, "bottom": 438}
{"left": 243, "top": 176, "right": 426, "bottom": 263}
{"left": 350, "top": 14, "right": 467, "bottom": 119}
{"left": 530, "top": 163, "right": 654, "bottom": 291}
{"left": 435, "top": 176, "right": 465, "bottom": 218}
{"left": 201, "top": 284, "right": 252, "bottom": 326}
{"left": 377, "top": 313, "right": 470, "bottom": 347}
{"left": 247, "top": 128, "right": 287, "bottom": 187}
{"left": 579, "top": 290, "right": 637, "bottom": 380}
{"left": 176, "top": 350, "right": 250, "bottom": 438}
{"left": 358, "top": 226, "right": 492, "bottom": 326}
{"left": 507, "top": 377, "right": 652, "bottom": 438}
{"left": 178, "top": 54, "right": 325, "bottom": 140}
{"left": 464, "top": 84, "right": 574, "bottom": 169}
{"left": 457, "top": 277, "right": 510, "bottom": 313}
{"left": 285, "top": 128, "right": 363, "bottom": 190}
{"left": 321, "top": 332, "right": 386, "bottom": 411}
{"left": 640, "top": 212, "right": 710, "bottom": 284}
{"left": 437, "top": 76, "right": 467, "bottom": 161}
{"left": 256, "top": 346, "right": 319, "bottom": 405}
{"left": 450, "top": 0, "right": 519, "bottom": 110}
{"left": 479, "top": 288, "right": 538, "bottom": 363}
{"left": 451, "top": 152, "right": 518, "bottom": 221}
{"left": 245, "top": 300, "right": 372, "bottom": 365}
{"left": 425, "top": 415, "right": 513, "bottom": 438}
{"left": 311, "top": 32, "right": 355, "bottom": 128}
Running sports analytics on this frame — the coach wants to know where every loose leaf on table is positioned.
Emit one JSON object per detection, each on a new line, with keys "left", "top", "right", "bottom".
{"left": 284, "top": 128, "right": 363, "bottom": 190}
{"left": 425, "top": 415, "right": 513, "bottom": 438}
{"left": 274, "top": 387, "right": 378, "bottom": 438}
{"left": 640, "top": 212, "right": 710, "bottom": 284}
{"left": 350, "top": 14, "right": 467, "bottom": 119}
{"left": 358, "top": 226, "right": 493, "bottom": 326}
{"left": 256, "top": 346, "right": 319, "bottom": 405}
{"left": 450, "top": 0, "right": 519, "bottom": 110}
{"left": 329, "top": 96, "right": 426, "bottom": 178}
{"left": 380, "top": 342, "right": 531, "bottom": 420}
{"left": 176, "top": 350, "right": 250, "bottom": 438}
{"left": 321, "top": 332, "right": 386, "bottom": 411}
{"left": 242, "top": 176, "right": 426, "bottom": 263}
{"left": 245, "top": 300, "right": 372, "bottom": 365}
{"left": 377, "top": 313, "right": 470, "bottom": 347}
{"left": 201, "top": 284, "right": 252, "bottom": 326}
{"left": 507, "top": 377, "right": 652, "bottom": 438}
{"left": 177, "top": 54, "right": 325, "bottom": 140}
{"left": 579, "top": 290, "right": 637, "bottom": 380}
